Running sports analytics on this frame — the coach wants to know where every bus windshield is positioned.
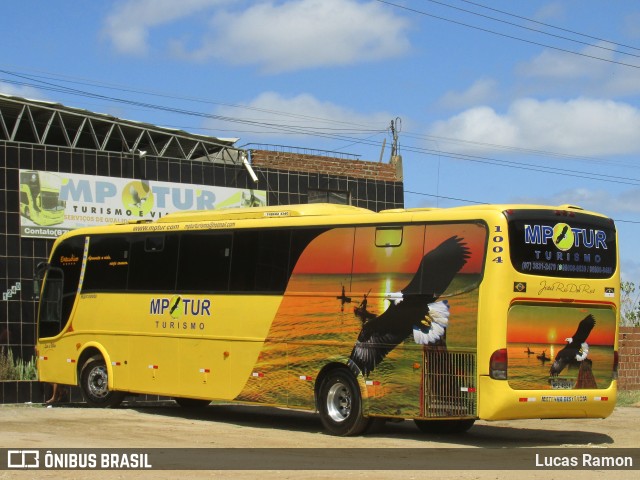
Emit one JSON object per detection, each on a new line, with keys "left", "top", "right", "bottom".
{"left": 505, "top": 208, "right": 616, "bottom": 279}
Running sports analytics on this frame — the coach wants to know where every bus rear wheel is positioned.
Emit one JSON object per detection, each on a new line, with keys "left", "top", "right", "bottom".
{"left": 414, "top": 418, "right": 475, "bottom": 434}
{"left": 79, "top": 357, "right": 125, "bottom": 408}
{"left": 318, "top": 369, "right": 370, "bottom": 436}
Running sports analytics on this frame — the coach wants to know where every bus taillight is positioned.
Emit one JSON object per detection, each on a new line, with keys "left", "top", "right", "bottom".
{"left": 490, "top": 349, "right": 508, "bottom": 380}
{"left": 613, "top": 351, "right": 619, "bottom": 379}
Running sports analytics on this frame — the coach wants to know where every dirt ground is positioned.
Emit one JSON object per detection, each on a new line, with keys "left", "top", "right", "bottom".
{"left": 0, "top": 401, "right": 638, "bottom": 480}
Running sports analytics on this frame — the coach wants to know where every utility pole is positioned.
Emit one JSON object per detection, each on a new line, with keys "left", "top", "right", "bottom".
{"left": 389, "top": 117, "right": 403, "bottom": 181}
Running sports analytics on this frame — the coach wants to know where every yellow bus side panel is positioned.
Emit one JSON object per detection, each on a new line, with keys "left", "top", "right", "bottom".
{"left": 43, "top": 293, "right": 283, "bottom": 399}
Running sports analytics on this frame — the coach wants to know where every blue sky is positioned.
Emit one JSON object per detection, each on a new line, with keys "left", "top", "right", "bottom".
{"left": 2, "top": 0, "right": 640, "bottom": 285}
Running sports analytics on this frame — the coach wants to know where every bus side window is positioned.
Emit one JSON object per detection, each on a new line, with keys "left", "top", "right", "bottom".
{"left": 177, "top": 233, "right": 231, "bottom": 292}
{"left": 83, "top": 236, "right": 130, "bottom": 292}
{"left": 230, "top": 230, "right": 291, "bottom": 293}
{"left": 375, "top": 227, "right": 403, "bottom": 247}
{"left": 128, "top": 234, "right": 179, "bottom": 292}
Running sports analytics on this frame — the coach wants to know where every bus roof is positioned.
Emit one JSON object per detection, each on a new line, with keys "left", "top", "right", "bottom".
{"left": 156, "top": 203, "right": 373, "bottom": 223}
{"left": 51, "top": 203, "right": 613, "bottom": 244}
{"left": 153, "top": 203, "right": 604, "bottom": 224}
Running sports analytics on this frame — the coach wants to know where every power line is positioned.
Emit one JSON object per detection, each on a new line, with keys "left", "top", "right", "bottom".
{"left": 404, "top": 190, "right": 486, "bottom": 204}
{"left": 3, "top": 69, "right": 640, "bottom": 190}
{"left": 404, "top": 189, "right": 640, "bottom": 228}
{"left": 3, "top": 69, "right": 640, "bottom": 227}
{"left": 419, "top": 0, "right": 640, "bottom": 59}
{"left": 374, "top": 0, "right": 640, "bottom": 69}
{"left": 0, "top": 66, "right": 385, "bottom": 133}
{"left": 401, "top": 131, "right": 640, "bottom": 171}
{"left": 399, "top": 143, "right": 640, "bottom": 187}
{"left": 456, "top": 0, "right": 640, "bottom": 53}
{"left": 3, "top": 65, "right": 638, "bottom": 171}
{"left": 0, "top": 71, "right": 384, "bottom": 139}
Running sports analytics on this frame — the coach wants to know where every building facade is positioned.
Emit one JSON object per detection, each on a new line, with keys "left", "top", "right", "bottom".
{"left": 0, "top": 95, "right": 404, "bottom": 367}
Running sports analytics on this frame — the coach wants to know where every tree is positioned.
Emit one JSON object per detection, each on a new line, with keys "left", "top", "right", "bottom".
{"left": 621, "top": 281, "right": 640, "bottom": 327}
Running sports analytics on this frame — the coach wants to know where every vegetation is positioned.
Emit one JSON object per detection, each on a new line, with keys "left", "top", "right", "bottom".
{"left": 621, "top": 281, "right": 640, "bottom": 327}
{"left": 617, "top": 390, "right": 640, "bottom": 407}
{"left": 0, "top": 348, "right": 37, "bottom": 381}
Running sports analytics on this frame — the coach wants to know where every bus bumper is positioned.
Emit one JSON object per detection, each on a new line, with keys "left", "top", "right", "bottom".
{"left": 478, "top": 376, "right": 617, "bottom": 420}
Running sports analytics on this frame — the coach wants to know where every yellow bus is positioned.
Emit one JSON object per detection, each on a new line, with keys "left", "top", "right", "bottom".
{"left": 35, "top": 203, "right": 619, "bottom": 435}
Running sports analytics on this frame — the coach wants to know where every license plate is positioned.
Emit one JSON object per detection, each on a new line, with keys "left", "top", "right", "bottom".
{"left": 550, "top": 378, "right": 574, "bottom": 390}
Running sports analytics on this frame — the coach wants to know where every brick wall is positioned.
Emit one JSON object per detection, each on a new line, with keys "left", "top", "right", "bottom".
{"left": 251, "top": 150, "right": 401, "bottom": 182}
{"left": 619, "top": 327, "right": 640, "bottom": 390}
{"left": 249, "top": 149, "right": 404, "bottom": 212}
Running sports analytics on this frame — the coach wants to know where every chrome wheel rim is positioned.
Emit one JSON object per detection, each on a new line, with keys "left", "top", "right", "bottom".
{"left": 87, "top": 365, "right": 109, "bottom": 399}
{"left": 326, "top": 381, "right": 351, "bottom": 423}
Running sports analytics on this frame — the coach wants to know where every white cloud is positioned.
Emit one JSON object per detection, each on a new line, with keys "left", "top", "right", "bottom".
{"left": 106, "top": 0, "right": 410, "bottom": 72}
{"left": 0, "top": 82, "right": 47, "bottom": 101}
{"left": 428, "top": 97, "right": 640, "bottom": 156}
{"left": 601, "top": 68, "right": 640, "bottom": 97}
{"left": 178, "top": 0, "right": 410, "bottom": 72}
{"left": 517, "top": 41, "right": 640, "bottom": 97}
{"left": 102, "top": 0, "right": 225, "bottom": 55}
{"left": 438, "top": 78, "right": 498, "bottom": 110}
{"left": 204, "top": 91, "right": 391, "bottom": 143}
{"left": 517, "top": 42, "right": 613, "bottom": 80}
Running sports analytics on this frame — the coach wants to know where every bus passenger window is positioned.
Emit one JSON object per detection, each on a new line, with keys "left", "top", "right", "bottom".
{"left": 230, "top": 230, "right": 291, "bottom": 293}
{"left": 83, "top": 236, "right": 130, "bottom": 292}
{"left": 375, "top": 227, "right": 403, "bottom": 247}
{"left": 128, "top": 234, "right": 179, "bottom": 292}
{"left": 177, "top": 233, "right": 231, "bottom": 292}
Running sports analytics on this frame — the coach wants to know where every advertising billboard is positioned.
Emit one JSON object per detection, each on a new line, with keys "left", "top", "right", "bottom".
{"left": 19, "top": 170, "right": 266, "bottom": 239}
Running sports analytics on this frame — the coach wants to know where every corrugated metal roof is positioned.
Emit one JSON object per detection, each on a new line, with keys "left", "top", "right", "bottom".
{"left": 0, "top": 93, "right": 239, "bottom": 162}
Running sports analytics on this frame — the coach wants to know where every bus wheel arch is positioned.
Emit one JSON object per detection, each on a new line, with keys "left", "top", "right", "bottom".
{"left": 77, "top": 348, "right": 125, "bottom": 408}
{"left": 315, "top": 364, "right": 370, "bottom": 436}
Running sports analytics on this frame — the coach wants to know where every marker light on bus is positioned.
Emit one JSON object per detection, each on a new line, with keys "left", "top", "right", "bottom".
{"left": 490, "top": 349, "right": 508, "bottom": 380}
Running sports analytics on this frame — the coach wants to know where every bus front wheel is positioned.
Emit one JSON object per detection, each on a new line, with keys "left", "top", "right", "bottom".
{"left": 318, "top": 369, "right": 370, "bottom": 436}
{"left": 79, "top": 357, "right": 125, "bottom": 408}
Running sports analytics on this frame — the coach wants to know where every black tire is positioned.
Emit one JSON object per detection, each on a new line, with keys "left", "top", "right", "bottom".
{"left": 174, "top": 397, "right": 211, "bottom": 409}
{"left": 414, "top": 418, "right": 475, "bottom": 434}
{"left": 318, "top": 369, "right": 370, "bottom": 436}
{"left": 79, "top": 357, "right": 126, "bottom": 408}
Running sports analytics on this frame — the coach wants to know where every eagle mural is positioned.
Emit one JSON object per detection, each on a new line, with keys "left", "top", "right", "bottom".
{"left": 349, "top": 235, "right": 470, "bottom": 376}
{"left": 550, "top": 314, "right": 596, "bottom": 377}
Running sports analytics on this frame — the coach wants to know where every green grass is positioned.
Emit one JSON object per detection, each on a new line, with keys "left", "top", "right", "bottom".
{"left": 0, "top": 348, "right": 37, "bottom": 381}
{"left": 617, "top": 390, "right": 640, "bottom": 407}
